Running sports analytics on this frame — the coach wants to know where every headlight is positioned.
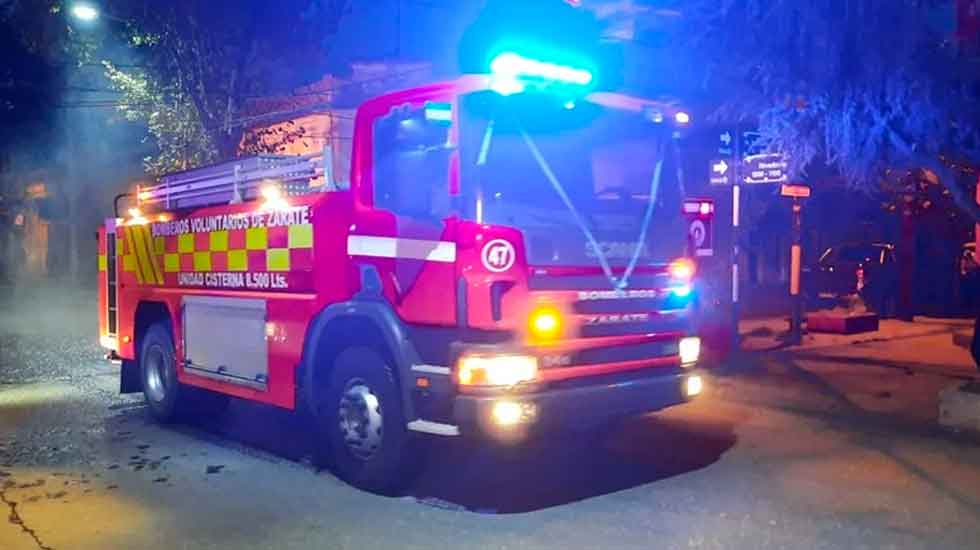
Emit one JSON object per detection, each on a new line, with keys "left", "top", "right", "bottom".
{"left": 679, "top": 336, "right": 701, "bottom": 365}
{"left": 457, "top": 354, "right": 538, "bottom": 387}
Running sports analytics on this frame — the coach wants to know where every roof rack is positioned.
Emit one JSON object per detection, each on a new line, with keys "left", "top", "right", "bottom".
{"left": 137, "top": 149, "right": 330, "bottom": 212}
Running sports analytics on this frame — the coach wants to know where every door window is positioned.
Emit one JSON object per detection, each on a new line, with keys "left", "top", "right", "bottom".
{"left": 373, "top": 104, "right": 453, "bottom": 220}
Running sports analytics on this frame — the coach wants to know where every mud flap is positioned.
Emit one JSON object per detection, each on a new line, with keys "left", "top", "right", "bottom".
{"left": 119, "top": 358, "right": 142, "bottom": 394}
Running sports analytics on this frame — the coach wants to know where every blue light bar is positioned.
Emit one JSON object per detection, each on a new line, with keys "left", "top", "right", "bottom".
{"left": 489, "top": 76, "right": 526, "bottom": 96}
{"left": 489, "top": 52, "right": 593, "bottom": 86}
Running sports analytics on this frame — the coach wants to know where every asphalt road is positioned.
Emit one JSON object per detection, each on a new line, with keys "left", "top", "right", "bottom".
{"left": 2, "top": 287, "right": 980, "bottom": 550}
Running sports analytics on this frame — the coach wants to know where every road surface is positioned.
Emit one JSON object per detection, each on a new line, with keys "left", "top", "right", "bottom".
{"left": 2, "top": 287, "right": 980, "bottom": 549}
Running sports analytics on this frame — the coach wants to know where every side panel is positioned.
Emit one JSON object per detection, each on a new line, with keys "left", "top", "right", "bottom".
{"left": 183, "top": 296, "right": 268, "bottom": 387}
{"left": 114, "top": 192, "right": 347, "bottom": 409}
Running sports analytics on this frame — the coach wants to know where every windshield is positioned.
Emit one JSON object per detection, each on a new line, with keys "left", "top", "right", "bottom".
{"left": 459, "top": 91, "right": 687, "bottom": 267}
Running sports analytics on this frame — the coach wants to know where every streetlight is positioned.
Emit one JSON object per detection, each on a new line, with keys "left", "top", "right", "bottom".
{"left": 70, "top": 3, "right": 100, "bottom": 22}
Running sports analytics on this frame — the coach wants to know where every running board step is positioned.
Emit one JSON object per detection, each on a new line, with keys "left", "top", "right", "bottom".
{"left": 407, "top": 420, "right": 460, "bottom": 436}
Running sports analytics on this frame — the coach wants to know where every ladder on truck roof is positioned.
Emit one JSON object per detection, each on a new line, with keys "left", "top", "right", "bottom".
{"left": 138, "top": 150, "right": 331, "bottom": 211}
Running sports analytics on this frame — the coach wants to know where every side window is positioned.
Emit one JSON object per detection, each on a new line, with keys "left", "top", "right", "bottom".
{"left": 373, "top": 103, "right": 453, "bottom": 219}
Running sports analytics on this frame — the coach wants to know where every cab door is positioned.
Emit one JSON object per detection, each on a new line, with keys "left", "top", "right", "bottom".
{"left": 348, "top": 102, "right": 458, "bottom": 326}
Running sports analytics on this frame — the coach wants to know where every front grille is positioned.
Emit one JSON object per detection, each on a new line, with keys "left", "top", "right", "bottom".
{"left": 571, "top": 340, "right": 679, "bottom": 366}
{"left": 572, "top": 298, "right": 664, "bottom": 314}
{"left": 538, "top": 339, "right": 679, "bottom": 369}
{"left": 578, "top": 314, "right": 691, "bottom": 338}
{"left": 546, "top": 365, "right": 684, "bottom": 390}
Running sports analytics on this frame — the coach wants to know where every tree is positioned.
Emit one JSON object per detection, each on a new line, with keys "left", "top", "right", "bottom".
{"left": 668, "top": 1, "right": 980, "bottom": 220}
{"left": 103, "top": 62, "right": 216, "bottom": 174}
{"left": 102, "top": 0, "right": 349, "bottom": 174}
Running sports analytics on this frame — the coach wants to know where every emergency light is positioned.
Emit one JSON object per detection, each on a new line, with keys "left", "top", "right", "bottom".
{"left": 490, "top": 52, "right": 593, "bottom": 85}
{"left": 489, "top": 51, "right": 594, "bottom": 96}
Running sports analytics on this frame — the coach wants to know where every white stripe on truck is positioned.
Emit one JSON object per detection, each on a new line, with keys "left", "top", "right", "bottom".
{"left": 347, "top": 235, "right": 456, "bottom": 263}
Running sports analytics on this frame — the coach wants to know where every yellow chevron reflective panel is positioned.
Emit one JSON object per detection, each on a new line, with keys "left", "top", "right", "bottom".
{"left": 122, "top": 254, "right": 137, "bottom": 274}
{"left": 122, "top": 227, "right": 145, "bottom": 284}
{"left": 140, "top": 225, "right": 164, "bottom": 284}
{"left": 98, "top": 255, "right": 107, "bottom": 272}
{"left": 153, "top": 236, "right": 165, "bottom": 255}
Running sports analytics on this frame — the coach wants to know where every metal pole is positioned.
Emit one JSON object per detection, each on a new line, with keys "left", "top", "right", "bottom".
{"left": 789, "top": 199, "right": 803, "bottom": 344}
{"left": 731, "top": 129, "right": 741, "bottom": 351}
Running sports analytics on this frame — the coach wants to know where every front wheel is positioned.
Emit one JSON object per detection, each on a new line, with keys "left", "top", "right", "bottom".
{"left": 317, "top": 347, "right": 419, "bottom": 494}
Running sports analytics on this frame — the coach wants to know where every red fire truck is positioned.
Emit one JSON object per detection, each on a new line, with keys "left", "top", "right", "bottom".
{"left": 97, "top": 58, "right": 713, "bottom": 493}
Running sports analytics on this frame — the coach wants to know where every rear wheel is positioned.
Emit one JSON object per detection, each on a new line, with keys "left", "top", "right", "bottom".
{"left": 140, "top": 323, "right": 184, "bottom": 423}
{"left": 140, "top": 322, "right": 229, "bottom": 422}
{"left": 316, "top": 347, "right": 419, "bottom": 494}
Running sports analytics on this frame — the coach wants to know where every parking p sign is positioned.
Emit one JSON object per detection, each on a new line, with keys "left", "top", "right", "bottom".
{"left": 682, "top": 199, "right": 714, "bottom": 257}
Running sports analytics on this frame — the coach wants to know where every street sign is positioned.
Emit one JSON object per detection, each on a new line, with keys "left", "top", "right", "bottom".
{"left": 741, "top": 131, "right": 764, "bottom": 155}
{"left": 718, "top": 131, "right": 734, "bottom": 156}
{"left": 718, "top": 130, "right": 763, "bottom": 157}
{"left": 743, "top": 153, "right": 788, "bottom": 184}
{"left": 687, "top": 217, "right": 713, "bottom": 257}
{"left": 780, "top": 184, "right": 811, "bottom": 198}
{"left": 709, "top": 159, "right": 732, "bottom": 186}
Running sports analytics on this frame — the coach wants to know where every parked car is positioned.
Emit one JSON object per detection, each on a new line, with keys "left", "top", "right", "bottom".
{"left": 805, "top": 242, "right": 899, "bottom": 315}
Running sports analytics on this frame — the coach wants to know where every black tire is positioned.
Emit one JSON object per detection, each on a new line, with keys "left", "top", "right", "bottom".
{"left": 139, "top": 322, "right": 186, "bottom": 423}
{"left": 316, "top": 346, "right": 418, "bottom": 494}
{"left": 139, "top": 322, "right": 230, "bottom": 423}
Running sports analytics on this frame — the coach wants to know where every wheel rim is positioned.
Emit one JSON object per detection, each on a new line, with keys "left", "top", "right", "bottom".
{"left": 144, "top": 344, "right": 170, "bottom": 404}
{"left": 337, "top": 379, "right": 383, "bottom": 461}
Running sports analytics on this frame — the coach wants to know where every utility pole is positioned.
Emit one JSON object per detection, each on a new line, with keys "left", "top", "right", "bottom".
{"left": 781, "top": 183, "right": 811, "bottom": 344}
{"left": 789, "top": 199, "right": 803, "bottom": 344}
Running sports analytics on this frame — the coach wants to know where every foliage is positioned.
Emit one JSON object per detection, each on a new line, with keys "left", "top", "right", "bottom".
{"left": 100, "top": 0, "right": 348, "bottom": 174}
{"left": 670, "top": 0, "right": 980, "bottom": 219}
{"left": 103, "top": 61, "right": 215, "bottom": 175}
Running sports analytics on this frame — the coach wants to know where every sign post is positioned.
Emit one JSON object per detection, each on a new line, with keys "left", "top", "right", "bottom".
{"left": 712, "top": 130, "right": 793, "bottom": 352}
{"left": 731, "top": 133, "right": 742, "bottom": 352}
{"left": 781, "top": 184, "right": 811, "bottom": 345}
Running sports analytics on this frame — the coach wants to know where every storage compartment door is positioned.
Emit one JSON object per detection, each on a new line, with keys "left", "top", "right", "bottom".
{"left": 182, "top": 296, "right": 268, "bottom": 389}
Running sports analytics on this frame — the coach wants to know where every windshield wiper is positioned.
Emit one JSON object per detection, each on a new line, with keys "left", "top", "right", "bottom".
{"left": 519, "top": 127, "right": 665, "bottom": 290}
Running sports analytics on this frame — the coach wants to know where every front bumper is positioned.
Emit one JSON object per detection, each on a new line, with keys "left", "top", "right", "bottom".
{"left": 453, "top": 368, "right": 703, "bottom": 439}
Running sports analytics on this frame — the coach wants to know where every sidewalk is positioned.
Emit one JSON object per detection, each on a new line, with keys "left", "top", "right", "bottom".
{"left": 737, "top": 316, "right": 978, "bottom": 380}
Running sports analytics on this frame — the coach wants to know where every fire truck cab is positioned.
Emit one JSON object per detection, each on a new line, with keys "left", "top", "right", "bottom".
{"left": 98, "top": 57, "right": 711, "bottom": 493}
